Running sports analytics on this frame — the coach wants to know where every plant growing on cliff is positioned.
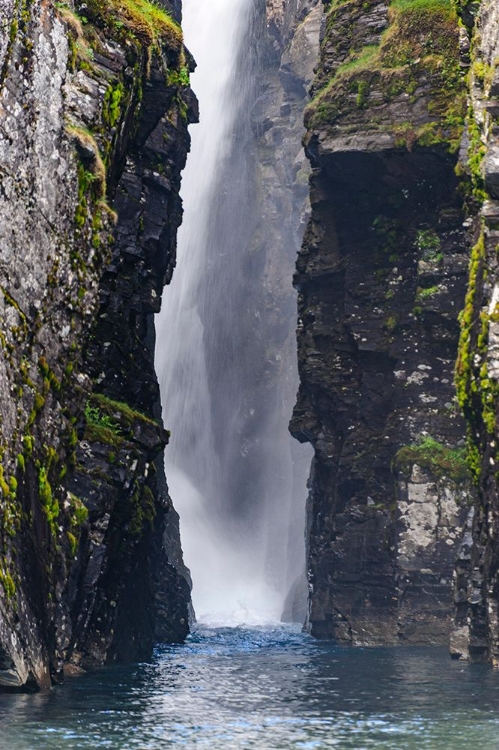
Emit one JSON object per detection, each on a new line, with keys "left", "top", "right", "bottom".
{"left": 67, "top": 127, "right": 106, "bottom": 199}
{"left": 84, "top": 401, "right": 124, "bottom": 447}
{"left": 305, "top": 0, "right": 466, "bottom": 152}
{"left": 393, "top": 435, "right": 469, "bottom": 482}
{"left": 0, "top": 567, "right": 16, "bottom": 599}
{"left": 415, "top": 229, "right": 442, "bottom": 260}
{"left": 80, "top": 0, "right": 182, "bottom": 53}
{"left": 416, "top": 284, "right": 440, "bottom": 300}
{"left": 38, "top": 466, "right": 59, "bottom": 535}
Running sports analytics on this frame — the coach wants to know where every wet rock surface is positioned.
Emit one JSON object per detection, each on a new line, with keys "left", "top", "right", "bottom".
{"left": 450, "top": 0, "right": 499, "bottom": 665}
{"left": 0, "top": 0, "right": 193, "bottom": 686}
{"left": 291, "top": 0, "right": 472, "bottom": 644}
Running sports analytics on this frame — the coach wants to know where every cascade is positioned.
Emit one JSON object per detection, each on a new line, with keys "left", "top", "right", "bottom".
{"left": 155, "top": 0, "right": 310, "bottom": 624}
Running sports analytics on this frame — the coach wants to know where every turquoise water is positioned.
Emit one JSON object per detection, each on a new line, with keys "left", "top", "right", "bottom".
{"left": 1, "top": 625, "right": 499, "bottom": 749}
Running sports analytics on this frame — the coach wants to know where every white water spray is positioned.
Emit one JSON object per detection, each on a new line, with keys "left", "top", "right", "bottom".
{"left": 155, "top": 0, "right": 309, "bottom": 625}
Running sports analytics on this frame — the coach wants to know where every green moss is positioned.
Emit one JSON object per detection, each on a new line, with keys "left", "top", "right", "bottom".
{"left": 89, "top": 393, "right": 158, "bottom": 428}
{"left": 33, "top": 393, "right": 45, "bottom": 411}
{"left": 0, "top": 568, "right": 16, "bottom": 599}
{"left": 335, "top": 45, "right": 379, "bottom": 78}
{"left": 38, "top": 466, "right": 59, "bottom": 534}
{"left": 455, "top": 228, "right": 485, "bottom": 412}
{"left": 306, "top": 0, "right": 465, "bottom": 152}
{"left": 16, "top": 454, "right": 25, "bottom": 472}
{"left": 68, "top": 127, "right": 106, "bottom": 199}
{"left": 393, "top": 435, "right": 469, "bottom": 482}
{"left": 384, "top": 315, "right": 397, "bottom": 331}
{"left": 103, "top": 81, "right": 125, "bottom": 127}
{"left": 415, "top": 229, "right": 441, "bottom": 259}
{"left": 84, "top": 0, "right": 182, "bottom": 52}
{"left": 84, "top": 421, "right": 124, "bottom": 447}
{"left": 23, "top": 435, "right": 34, "bottom": 457}
{"left": 67, "top": 531, "right": 78, "bottom": 557}
{"left": 0, "top": 467, "right": 11, "bottom": 498}
{"left": 167, "top": 65, "right": 190, "bottom": 87}
{"left": 69, "top": 493, "right": 89, "bottom": 526}
{"left": 466, "top": 117, "right": 488, "bottom": 202}
{"left": 416, "top": 284, "right": 440, "bottom": 300}
{"left": 356, "top": 79, "right": 370, "bottom": 108}
{"left": 128, "top": 484, "right": 156, "bottom": 535}
{"left": 9, "top": 18, "right": 18, "bottom": 44}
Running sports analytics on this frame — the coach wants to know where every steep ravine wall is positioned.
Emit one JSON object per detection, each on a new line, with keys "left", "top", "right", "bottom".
{"left": 291, "top": 0, "right": 474, "bottom": 644}
{"left": 451, "top": 0, "right": 499, "bottom": 664}
{"left": 0, "top": 0, "right": 193, "bottom": 687}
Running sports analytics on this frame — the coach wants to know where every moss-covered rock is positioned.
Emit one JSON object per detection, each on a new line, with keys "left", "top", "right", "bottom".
{"left": 0, "top": 0, "right": 193, "bottom": 687}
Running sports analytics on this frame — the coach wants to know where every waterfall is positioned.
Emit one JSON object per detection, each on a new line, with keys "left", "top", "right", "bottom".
{"left": 155, "top": 0, "right": 310, "bottom": 624}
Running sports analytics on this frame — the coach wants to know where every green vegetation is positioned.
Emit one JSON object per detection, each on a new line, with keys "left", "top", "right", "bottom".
{"left": 416, "top": 284, "right": 440, "bottom": 300}
{"left": 129, "top": 484, "right": 156, "bottom": 535}
{"left": 84, "top": 400, "right": 124, "bottom": 447}
{"left": 90, "top": 393, "right": 159, "bottom": 428}
{"left": 67, "top": 531, "right": 78, "bottom": 557}
{"left": 38, "top": 466, "right": 59, "bottom": 534}
{"left": 334, "top": 45, "right": 378, "bottom": 78}
{"left": 461, "top": 117, "right": 488, "bottom": 203}
{"left": 306, "top": 0, "right": 465, "bottom": 152}
{"left": 69, "top": 493, "right": 89, "bottom": 526}
{"left": 415, "top": 229, "right": 442, "bottom": 261}
{"left": 455, "top": 229, "right": 485, "bottom": 412}
{"left": 393, "top": 435, "right": 469, "bottom": 482}
{"left": 68, "top": 127, "right": 106, "bottom": 198}
{"left": 0, "top": 567, "right": 16, "bottom": 599}
{"left": 83, "top": 0, "right": 182, "bottom": 51}
{"left": 103, "top": 82, "right": 125, "bottom": 127}
{"left": 84, "top": 393, "right": 161, "bottom": 447}
{"left": 384, "top": 315, "right": 397, "bottom": 332}
{"left": 167, "top": 65, "right": 190, "bottom": 87}
{"left": 63, "top": 494, "right": 89, "bottom": 557}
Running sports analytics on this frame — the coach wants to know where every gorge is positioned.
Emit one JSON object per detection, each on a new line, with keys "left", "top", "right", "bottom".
{"left": 2, "top": 0, "right": 499, "bottom": 744}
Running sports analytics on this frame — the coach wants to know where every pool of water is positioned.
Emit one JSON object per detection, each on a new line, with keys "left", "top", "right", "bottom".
{"left": 1, "top": 624, "right": 499, "bottom": 748}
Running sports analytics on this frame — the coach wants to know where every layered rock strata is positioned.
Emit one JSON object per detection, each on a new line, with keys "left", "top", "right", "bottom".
{"left": 291, "top": 0, "right": 473, "bottom": 643}
{"left": 0, "top": 0, "right": 193, "bottom": 687}
{"left": 451, "top": 0, "right": 499, "bottom": 664}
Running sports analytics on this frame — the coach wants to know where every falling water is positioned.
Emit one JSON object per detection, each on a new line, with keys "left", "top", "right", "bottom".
{"left": 155, "top": 0, "right": 310, "bottom": 624}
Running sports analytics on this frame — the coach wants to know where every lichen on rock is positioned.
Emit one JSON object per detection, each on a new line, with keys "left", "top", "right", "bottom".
{"left": 0, "top": 0, "right": 194, "bottom": 687}
{"left": 291, "top": 0, "right": 473, "bottom": 644}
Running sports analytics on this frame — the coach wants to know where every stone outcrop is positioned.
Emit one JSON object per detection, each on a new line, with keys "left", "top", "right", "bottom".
{"left": 450, "top": 0, "right": 499, "bottom": 664}
{"left": 291, "top": 0, "right": 473, "bottom": 644}
{"left": 0, "top": 0, "right": 193, "bottom": 687}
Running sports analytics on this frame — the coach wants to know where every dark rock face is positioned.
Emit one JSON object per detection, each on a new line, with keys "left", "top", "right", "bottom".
{"left": 450, "top": 0, "right": 499, "bottom": 665}
{"left": 292, "top": 0, "right": 472, "bottom": 644}
{"left": 0, "top": 0, "right": 193, "bottom": 686}
{"left": 68, "top": 50, "right": 195, "bottom": 668}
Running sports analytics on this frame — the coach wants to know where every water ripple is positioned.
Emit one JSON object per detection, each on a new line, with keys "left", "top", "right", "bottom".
{"left": 1, "top": 625, "right": 499, "bottom": 748}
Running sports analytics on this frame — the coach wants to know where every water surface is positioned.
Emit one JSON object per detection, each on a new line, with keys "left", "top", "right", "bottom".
{"left": 1, "top": 625, "right": 499, "bottom": 749}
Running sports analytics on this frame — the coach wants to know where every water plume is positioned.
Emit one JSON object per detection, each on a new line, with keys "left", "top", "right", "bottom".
{"left": 155, "top": 0, "right": 310, "bottom": 625}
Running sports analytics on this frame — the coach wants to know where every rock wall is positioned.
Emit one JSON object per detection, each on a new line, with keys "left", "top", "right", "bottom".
{"left": 451, "top": 0, "right": 499, "bottom": 664}
{"left": 0, "top": 0, "right": 193, "bottom": 687}
{"left": 291, "top": 0, "right": 473, "bottom": 644}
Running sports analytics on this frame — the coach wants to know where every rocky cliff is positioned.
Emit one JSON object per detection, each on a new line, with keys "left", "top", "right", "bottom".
{"left": 0, "top": 0, "right": 193, "bottom": 687}
{"left": 451, "top": 0, "right": 499, "bottom": 664}
{"left": 291, "top": 0, "right": 474, "bottom": 644}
